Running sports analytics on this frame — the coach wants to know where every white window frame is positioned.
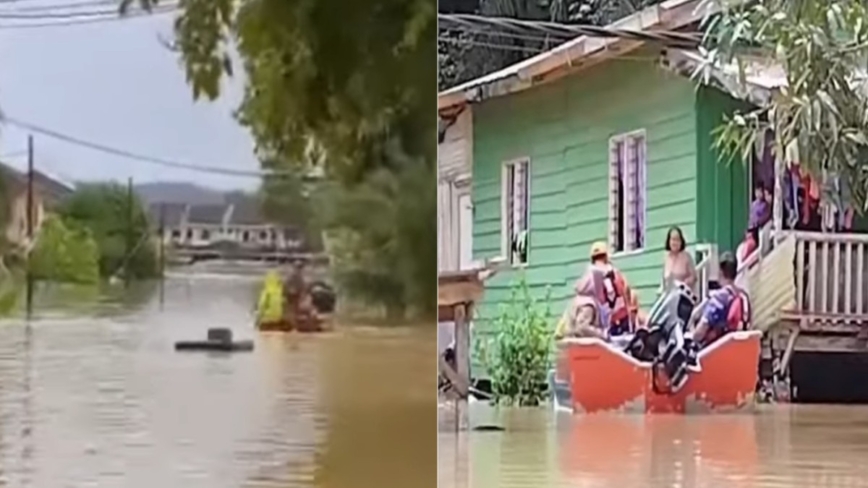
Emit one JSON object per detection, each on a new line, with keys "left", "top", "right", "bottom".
{"left": 501, "top": 157, "right": 531, "bottom": 266}
{"left": 608, "top": 130, "right": 647, "bottom": 256}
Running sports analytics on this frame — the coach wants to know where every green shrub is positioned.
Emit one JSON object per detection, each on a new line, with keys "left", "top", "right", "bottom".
{"left": 478, "top": 276, "right": 552, "bottom": 406}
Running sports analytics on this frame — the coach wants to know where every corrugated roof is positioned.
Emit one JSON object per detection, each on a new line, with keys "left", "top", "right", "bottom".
{"left": 437, "top": 0, "right": 713, "bottom": 109}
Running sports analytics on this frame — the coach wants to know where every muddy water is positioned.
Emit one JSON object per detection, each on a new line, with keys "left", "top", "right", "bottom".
{"left": 0, "top": 276, "right": 436, "bottom": 487}
{"left": 438, "top": 403, "right": 868, "bottom": 487}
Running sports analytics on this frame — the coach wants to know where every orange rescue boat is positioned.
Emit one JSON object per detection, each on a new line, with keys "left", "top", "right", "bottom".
{"left": 552, "top": 330, "right": 761, "bottom": 414}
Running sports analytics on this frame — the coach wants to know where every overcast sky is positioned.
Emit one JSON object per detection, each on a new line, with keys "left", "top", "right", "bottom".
{"left": 0, "top": 8, "right": 260, "bottom": 191}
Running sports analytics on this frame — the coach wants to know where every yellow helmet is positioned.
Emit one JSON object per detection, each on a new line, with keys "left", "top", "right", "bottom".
{"left": 589, "top": 241, "right": 609, "bottom": 260}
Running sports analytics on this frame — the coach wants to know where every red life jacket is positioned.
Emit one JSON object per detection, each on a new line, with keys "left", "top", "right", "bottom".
{"left": 601, "top": 268, "right": 632, "bottom": 331}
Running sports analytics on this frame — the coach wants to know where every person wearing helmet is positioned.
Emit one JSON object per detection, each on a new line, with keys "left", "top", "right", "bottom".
{"left": 589, "top": 241, "right": 635, "bottom": 337}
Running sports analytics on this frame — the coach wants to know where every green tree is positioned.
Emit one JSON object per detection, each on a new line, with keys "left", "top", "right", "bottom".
{"left": 697, "top": 0, "right": 868, "bottom": 209}
{"left": 59, "top": 183, "right": 159, "bottom": 280}
{"left": 477, "top": 277, "right": 552, "bottom": 406}
{"left": 29, "top": 215, "right": 100, "bottom": 284}
{"left": 318, "top": 160, "right": 436, "bottom": 318}
{"left": 259, "top": 169, "right": 321, "bottom": 249}
{"left": 128, "top": 0, "right": 436, "bottom": 319}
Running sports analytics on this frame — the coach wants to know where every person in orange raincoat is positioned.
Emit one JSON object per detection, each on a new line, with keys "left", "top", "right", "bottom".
{"left": 589, "top": 241, "right": 636, "bottom": 337}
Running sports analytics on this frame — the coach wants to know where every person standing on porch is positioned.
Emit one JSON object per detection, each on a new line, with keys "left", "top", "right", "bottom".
{"left": 660, "top": 226, "right": 697, "bottom": 295}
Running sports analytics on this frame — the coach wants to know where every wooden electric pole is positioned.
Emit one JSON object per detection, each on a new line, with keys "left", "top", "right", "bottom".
{"left": 25, "top": 135, "right": 34, "bottom": 320}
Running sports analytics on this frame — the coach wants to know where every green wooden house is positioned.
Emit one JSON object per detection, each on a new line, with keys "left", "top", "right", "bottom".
{"left": 437, "top": 0, "right": 785, "bottom": 367}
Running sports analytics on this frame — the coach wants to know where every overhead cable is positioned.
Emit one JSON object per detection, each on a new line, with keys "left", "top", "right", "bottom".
{"left": 438, "top": 13, "right": 702, "bottom": 49}
{"left": 2, "top": 116, "right": 292, "bottom": 178}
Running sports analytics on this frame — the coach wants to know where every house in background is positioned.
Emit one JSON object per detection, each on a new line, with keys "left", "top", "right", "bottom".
{"left": 438, "top": 0, "right": 778, "bottom": 370}
{"left": 438, "top": 106, "right": 474, "bottom": 272}
{"left": 149, "top": 194, "right": 305, "bottom": 251}
{"left": 0, "top": 161, "right": 74, "bottom": 249}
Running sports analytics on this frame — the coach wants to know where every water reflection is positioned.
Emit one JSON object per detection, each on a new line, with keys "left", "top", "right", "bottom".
{"left": 0, "top": 276, "right": 435, "bottom": 488}
{"left": 438, "top": 403, "right": 868, "bottom": 487}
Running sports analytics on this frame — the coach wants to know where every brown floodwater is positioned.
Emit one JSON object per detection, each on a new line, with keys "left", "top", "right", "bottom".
{"left": 0, "top": 275, "right": 437, "bottom": 488}
{"left": 438, "top": 402, "right": 868, "bottom": 487}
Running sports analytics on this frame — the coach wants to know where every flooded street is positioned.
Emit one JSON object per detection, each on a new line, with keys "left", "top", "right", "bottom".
{"left": 439, "top": 403, "right": 868, "bottom": 487}
{"left": 0, "top": 275, "right": 436, "bottom": 488}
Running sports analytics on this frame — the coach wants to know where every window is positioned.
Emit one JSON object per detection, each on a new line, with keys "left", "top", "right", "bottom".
{"left": 201, "top": 229, "right": 211, "bottom": 240}
{"left": 608, "top": 131, "right": 647, "bottom": 253}
{"left": 502, "top": 158, "right": 530, "bottom": 265}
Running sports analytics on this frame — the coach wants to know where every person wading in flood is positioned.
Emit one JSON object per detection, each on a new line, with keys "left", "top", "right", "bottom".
{"left": 283, "top": 260, "right": 308, "bottom": 324}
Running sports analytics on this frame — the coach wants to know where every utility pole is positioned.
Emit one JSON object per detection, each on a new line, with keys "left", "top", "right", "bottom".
{"left": 125, "top": 177, "right": 134, "bottom": 287}
{"left": 158, "top": 202, "right": 165, "bottom": 308}
{"left": 25, "top": 135, "right": 34, "bottom": 320}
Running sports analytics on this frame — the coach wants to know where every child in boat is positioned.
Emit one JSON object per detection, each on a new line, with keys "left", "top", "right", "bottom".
{"left": 555, "top": 267, "right": 608, "bottom": 341}
{"left": 690, "top": 252, "right": 752, "bottom": 348}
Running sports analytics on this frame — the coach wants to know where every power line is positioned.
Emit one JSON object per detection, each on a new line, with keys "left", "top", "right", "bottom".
{"left": 438, "top": 13, "right": 702, "bottom": 49}
{"left": 0, "top": 4, "right": 175, "bottom": 28}
{"left": 1, "top": 0, "right": 126, "bottom": 13}
{"left": 438, "top": 36, "right": 548, "bottom": 54}
{"left": 2, "top": 116, "right": 291, "bottom": 178}
{"left": 0, "top": 3, "right": 173, "bottom": 18}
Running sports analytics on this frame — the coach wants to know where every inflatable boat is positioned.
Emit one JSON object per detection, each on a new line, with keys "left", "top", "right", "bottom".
{"left": 552, "top": 330, "right": 761, "bottom": 414}
{"left": 551, "top": 281, "right": 761, "bottom": 414}
{"left": 255, "top": 275, "right": 336, "bottom": 333}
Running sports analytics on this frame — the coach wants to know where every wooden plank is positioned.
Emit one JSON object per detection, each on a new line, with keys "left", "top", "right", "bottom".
{"left": 796, "top": 238, "right": 805, "bottom": 311}
{"left": 858, "top": 243, "right": 865, "bottom": 315}
{"left": 832, "top": 242, "right": 841, "bottom": 314}
{"left": 800, "top": 322, "right": 862, "bottom": 334}
{"left": 845, "top": 242, "right": 853, "bottom": 315}
{"left": 794, "top": 334, "right": 868, "bottom": 353}
{"left": 438, "top": 282, "right": 484, "bottom": 308}
{"left": 820, "top": 241, "right": 829, "bottom": 314}
{"left": 454, "top": 304, "right": 471, "bottom": 397}
{"left": 780, "top": 310, "right": 868, "bottom": 325}
{"left": 808, "top": 240, "right": 817, "bottom": 313}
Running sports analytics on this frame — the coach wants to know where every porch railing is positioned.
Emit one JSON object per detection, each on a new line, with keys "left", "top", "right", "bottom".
{"left": 694, "top": 243, "right": 716, "bottom": 300}
{"left": 793, "top": 231, "right": 868, "bottom": 320}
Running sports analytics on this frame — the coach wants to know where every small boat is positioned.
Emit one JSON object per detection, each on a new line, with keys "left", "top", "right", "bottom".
{"left": 254, "top": 271, "right": 337, "bottom": 334}
{"left": 551, "top": 330, "right": 761, "bottom": 414}
{"left": 257, "top": 313, "right": 332, "bottom": 333}
{"left": 175, "top": 328, "right": 254, "bottom": 352}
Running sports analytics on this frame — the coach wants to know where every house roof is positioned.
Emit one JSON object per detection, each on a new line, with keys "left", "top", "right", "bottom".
{"left": 0, "top": 161, "right": 74, "bottom": 203}
{"left": 147, "top": 203, "right": 188, "bottom": 228}
{"left": 437, "top": 0, "right": 714, "bottom": 110}
{"left": 222, "top": 192, "right": 265, "bottom": 225}
{"left": 186, "top": 204, "right": 229, "bottom": 225}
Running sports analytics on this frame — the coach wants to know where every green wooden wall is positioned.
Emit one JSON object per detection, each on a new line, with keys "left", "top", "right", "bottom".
{"left": 695, "top": 86, "right": 751, "bottom": 254}
{"left": 470, "top": 58, "right": 699, "bottom": 371}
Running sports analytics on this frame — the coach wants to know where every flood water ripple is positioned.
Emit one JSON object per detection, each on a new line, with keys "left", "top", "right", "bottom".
{"left": 438, "top": 401, "right": 868, "bottom": 487}
{"left": 0, "top": 277, "right": 436, "bottom": 488}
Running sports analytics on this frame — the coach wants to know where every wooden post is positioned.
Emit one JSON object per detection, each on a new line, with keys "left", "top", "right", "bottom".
{"left": 454, "top": 303, "right": 470, "bottom": 431}
{"left": 25, "top": 135, "right": 34, "bottom": 321}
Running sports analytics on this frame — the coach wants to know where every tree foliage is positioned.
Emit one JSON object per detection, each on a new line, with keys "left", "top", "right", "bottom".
{"left": 258, "top": 171, "right": 321, "bottom": 249}
{"left": 29, "top": 215, "right": 100, "bottom": 284}
{"left": 128, "top": 0, "right": 436, "bottom": 318}
{"left": 697, "top": 0, "right": 868, "bottom": 209}
{"left": 438, "top": 0, "right": 666, "bottom": 90}
{"left": 127, "top": 0, "right": 435, "bottom": 179}
{"left": 477, "top": 277, "right": 552, "bottom": 406}
{"left": 59, "top": 184, "right": 158, "bottom": 280}
{"left": 318, "top": 158, "right": 436, "bottom": 318}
